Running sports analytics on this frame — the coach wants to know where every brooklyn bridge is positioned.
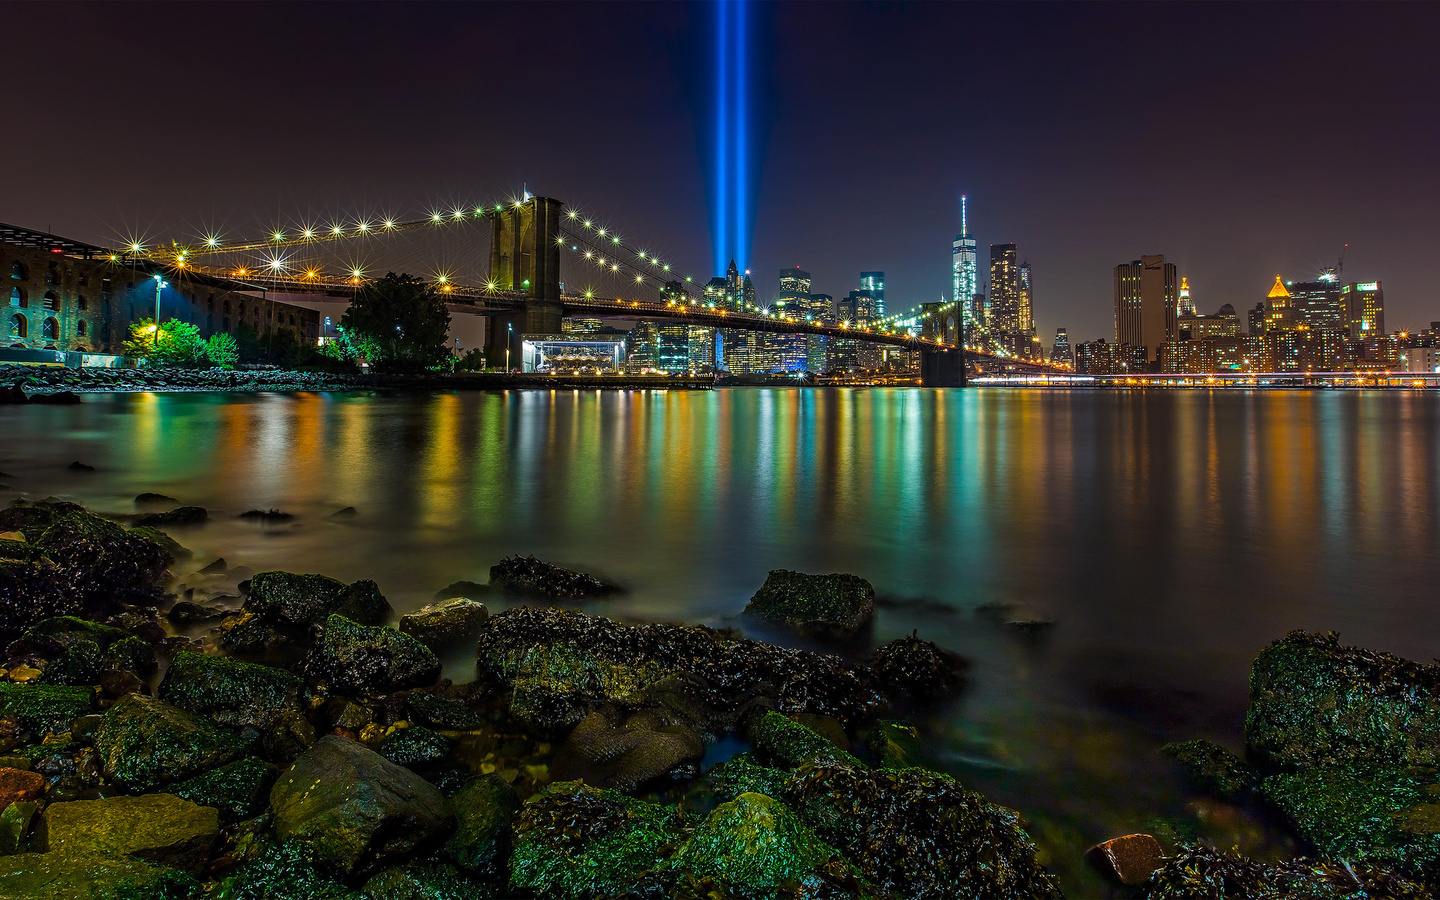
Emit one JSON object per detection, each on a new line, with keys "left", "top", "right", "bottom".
{"left": 105, "top": 194, "right": 1064, "bottom": 387}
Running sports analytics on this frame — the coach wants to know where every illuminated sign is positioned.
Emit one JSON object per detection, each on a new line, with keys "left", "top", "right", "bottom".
{"left": 1358, "top": 282, "right": 1379, "bottom": 292}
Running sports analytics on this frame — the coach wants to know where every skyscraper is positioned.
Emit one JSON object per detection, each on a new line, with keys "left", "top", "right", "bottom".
{"left": 952, "top": 196, "right": 979, "bottom": 343}
{"left": 988, "top": 244, "right": 1021, "bottom": 331}
{"left": 769, "top": 268, "right": 812, "bottom": 371}
{"left": 860, "top": 271, "right": 885, "bottom": 318}
{"left": 1343, "top": 281, "right": 1384, "bottom": 339}
{"left": 1178, "top": 277, "right": 1196, "bottom": 317}
{"left": 1049, "top": 328, "right": 1072, "bottom": 368}
{"left": 1018, "top": 261, "right": 1035, "bottom": 357}
{"left": 1289, "top": 272, "right": 1346, "bottom": 333}
{"left": 1114, "top": 254, "right": 1178, "bottom": 363}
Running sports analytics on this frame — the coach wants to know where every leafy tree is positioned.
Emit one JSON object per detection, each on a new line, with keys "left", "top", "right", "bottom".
{"left": 456, "top": 347, "right": 488, "bottom": 371}
{"left": 123, "top": 319, "right": 208, "bottom": 368}
{"left": 340, "top": 272, "right": 451, "bottom": 371}
{"left": 205, "top": 333, "right": 239, "bottom": 368}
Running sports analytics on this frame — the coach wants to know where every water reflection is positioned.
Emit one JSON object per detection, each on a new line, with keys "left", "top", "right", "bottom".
{"left": 3, "top": 387, "right": 1439, "bottom": 891}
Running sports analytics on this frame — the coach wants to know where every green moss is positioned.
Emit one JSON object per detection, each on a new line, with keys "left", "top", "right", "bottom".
{"left": 0, "top": 852, "right": 199, "bottom": 900}
{"left": 861, "top": 721, "right": 922, "bottom": 770}
{"left": 158, "top": 652, "right": 305, "bottom": 729}
{"left": 23, "top": 616, "right": 130, "bottom": 649}
{"left": 746, "top": 711, "right": 860, "bottom": 769}
{"left": 509, "top": 780, "right": 684, "bottom": 899}
{"left": 696, "top": 754, "right": 789, "bottom": 806}
{"left": 217, "top": 840, "right": 358, "bottom": 900}
{"left": 744, "top": 570, "right": 876, "bottom": 635}
{"left": 379, "top": 725, "right": 450, "bottom": 769}
{"left": 40, "top": 794, "right": 219, "bottom": 875}
{"left": 91, "top": 693, "right": 244, "bottom": 791}
{"left": 360, "top": 860, "right": 504, "bottom": 900}
{"left": 0, "top": 683, "right": 94, "bottom": 737}
{"left": 444, "top": 775, "right": 520, "bottom": 879}
{"left": 1141, "top": 843, "right": 1432, "bottom": 899}
{"left": 168, "top": 757, "right": 278, "bottom": 823}
{"left": 245, "top": 572, "right": 391, "bottom": 627}
{"left": 35, "top": 640, "right": 102, "bottom": 686}
{"left": 666, "top": 793, "right": 851, "bottom": 898}
{"left": 1262, "top": 765, "right": 1440, "bottom": 870}
{"left": 320, "top": 615, "right": 441, "bottom": 694}
{"left": 0, "top": 801, "right": 37, "bottom": 855}
{"left": 1163, "top": 739, "right": 1259, "bottom": 800}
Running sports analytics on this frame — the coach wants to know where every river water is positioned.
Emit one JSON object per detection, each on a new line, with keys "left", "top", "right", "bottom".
{"left": 3, "top": 387, "right": 1438, "bottom": 891}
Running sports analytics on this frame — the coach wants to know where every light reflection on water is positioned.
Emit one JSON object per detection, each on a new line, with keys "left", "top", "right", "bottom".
{"left": 3, "top": 387, "right": 1439, "bottom": 891}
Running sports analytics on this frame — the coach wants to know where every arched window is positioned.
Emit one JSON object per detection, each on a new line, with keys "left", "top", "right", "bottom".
{"left": 44, "top": 263, "right": 59, "bottom": 285}
{"left": 42, "top": 317, "right": 58, "bottom": 340}
{"left": 77, "top": 320, "right": 88, "bottom": 337}
{"left": 77, "top": 294, "right": 88, "bottom": 311}
{"left": 9, "top": 314, "right": 26, "bottom": 338}
{"left": 222, "top": 299, "right": 231, "bottom": 313}
{"left": 8, "top": 287, "right": 23, "bottom": 308}
{"left": 42, "top": 291, "right": 58, "bottom": 310}
{"left": 10, "top": 262, "right": 26, "bottom": 280}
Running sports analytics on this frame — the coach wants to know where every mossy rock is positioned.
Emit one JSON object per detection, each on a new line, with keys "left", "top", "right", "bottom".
{"left": 692, "top": 754, "right": 790, "bottom": 808}
{"left": 1246, "top": 631, "right": 1440, "bottom": 770}
{"left": 39, "top": 793, "right": 220, "bottom": 874}
{"left": 360, "top": 859, "right": 505, "bottom": 900}
{"left": 744, "top": 570, "right": 875, "bottom": 637}
{"left": 509, "top": 780, "right": 684, "bottom": 899}
{"left": 244, "top": 572, "right": 391, "bottom": 627}
{"left": 1262, "top": 764, "right": 1440, "bottom": 871}
{"left": 861, "top": 721, "right": 923, "bottom": 770}
{"left": 443, "top": 775, "right": 520, "bottom": 880}
{"left": 92, "top": 693, "right": 245, "bottom": 791}
{"left": 666, "top": 792, "right": 856, "bottom": 898}
{"left": 23, "top": 616, "right": 130, "bottom": 650}
{"left": 217, "top": 840, "right": 359, "bottom": 900}
{"left": 0, "top": 683, "right": 94, "bottom": 737}
{"left": 319, "top": 616, "right": 441, "bottom": 695}
{"left": 158, "top": 652, "right": 307, "bottom": 730}
{"left": 488, "top": 555, "right": 618, "bottom": 600}
{"left": 0, "top": 852, "right": 200, "bottom": 899}
{"left": 379, "top": 725, "right": 450, "bottom": 769}
{"left": 168, "top": 757, "right": 278, "bottom": 824}
{"left": 35, "top": 640, "right": 102, "bottom": 686}
{"left": 405, "top": 693, "right": 487, "bottom": 731}
{"left": 745, "top": 711, "right": 861, "bottom": 769}
{"left": 0, "top": 800, "right": 37, "bottom": 855}
{"left": 1141, "top": 843, "right": 1433, "bottom": 899}
{"left": 1162, "top": 739, "right": 1260, "bottom": 800}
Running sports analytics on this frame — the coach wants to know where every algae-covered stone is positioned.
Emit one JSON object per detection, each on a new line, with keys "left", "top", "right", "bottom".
{"left": 861, "top": 720, "right": 923, "bottom": 769}
{"left": 398, "top": 598, "right": 488, "bottom": 651}
{"left": 40, "top": 793, "right": 219, "bottom": 874}
{"left": 0, "top": 852, "right": 200, "bottom": 900}
{"left": 667, "top": 792, "right": 852, "bottom": 898}
{"left": 360, "top": 859, "right": 503, "bottom": 900}
{"left": 488, "top": 555, "right": 619, "bottom": 600}
{"left": 745, "top": 710, "right": 860, "bottom": 769}
{"left": 379, "top": 725, "right": 449, "bottom": 769}
{"left": 551, "top": 705, "right": 705, "bottom": 792}
{"left": 92, "top": 693, "right": 244, "bottom": 791}
{"left": 510, "top": 780, "right": 683, "bottom": 899}
{"left": 244, "top": 572, "right": 392, "bottom": 627}
{"left": 0, "top": 800, "right": 37, "bottom": 855}
{"left": 168, "top": 757, "right": 278, "bottom": 824}
{"left": 443, "top": 775, "right": 520, "bottom": 879}
{"left": 319, "top": 616, "right": 441, "bottom": 695}
{"left": 23, "top": 616, "right": 130, "bottom": 650}
{"left": 0, "top": 683, "right": 94, "bottom": 737}
{"left": 1140, "top": 843, "right": 1431, "bottom": 900}
{"left": 270, "top": 735, "right": 454, "bottom": 881}
{"left": 219, "top": 840, "right": 359, "bottom": 900}
{"left": 783, "top": 760, "right": 1062, "bottom": 899}
{"left": 693, "top": 754, "right": 789, "bottom": 806}
{"left": 405, "top": 693, "right": 486, "bottom": 731}
{"left": 158, "top": 652, "right": 309, "bottom": 736}
{"left": 744, "top": 569, "right": 875, "bottom": 638}
{"left": 1246, "top": 630, "right": 1440, "bottom": 770}
{"left": 870, "top": 635, "right": 968, "bottom": 703}
{"left": 35, "top": 640, "right": 102, "bottom": 686}
{"left": 1163, "top": 739, "right": 1260, "bottom": 800}
{"left": 1262, "top": 764, "right": 1440, "bottom": 871}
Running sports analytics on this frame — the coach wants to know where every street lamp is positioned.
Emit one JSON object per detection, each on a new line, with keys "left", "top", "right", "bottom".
{"left": 506, "top": 323, "right": 513, "bottom": 373}
{"left": 152, "top": 275, "right": 168, "bottom": 351}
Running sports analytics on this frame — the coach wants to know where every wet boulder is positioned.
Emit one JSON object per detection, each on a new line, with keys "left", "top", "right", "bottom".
{"left": 218, "top": 840, "right": 358, "bottom": 900}
{"left": 317, "top": 615, "right": 441, "bottom": 695}
{"left": 398, "top": 598, "right": 488, "bottom": 651}
{"left": 509, "top": 780, "right": 683, "bottom": 899}
{"left": 551, "top": 705, "right": 705, "bottom": 792}
{"left": 0, "top": 852, "right": 199, "bottom": 900}
{"left": 405, "top": 692, "right": 487, "bottom": 731}
{"left": 0, "top": 800, "right": 36, "bottom": 855}
{"left": 475, "top": 607, "right": 883, "bottom": 730}
{"left": 861, "top": 720, "right": 923, "bottom": 770}
{"left": 168, "top": 757, "right": 278, "bottom": 824}
{"left": 689, "top": 754, "right": 789, "bottom": 809}
{"left": 0, "top": 540, "right": 72, "bottom": 639}
{"left": 134, "top": 506, "right": 208, "bottom": 528}
{"left": 744, "top": 569, "right": 875, "bottom": 638}
{"left": 0, "top": 768, "right": 43, "bottom": 813}
{"left": 158, "top": 652, "right": 313, "bottom": 758}
{"left": 443, "top": 774, "right": 521, "bottom": 879}
{"left": 1163, "top": 739, "right": 1260, "bottom": 800}
{"left": 1140, "top": 843, "right": 1432, "bottom": 899}
{"left": 1247, "top": 630, "right": 1440, "bottom": 770}
{"left": 1086, "top": 833, "right": 1165, "bottom": 886}
{"left": 360, "top": 860, "right": 493, "bottom": 900}
{"left": 664, "top": 792, "right": 858, "bottom": 899}
{"left": 0, "top": 683, "right": 94, "bottom": 739}
{"left": 39, "top": 793, "right": 220, "bottom": 874}
{"left": 781, "top": 759, "right": 1063, "bottom": 899}
{"left": 243, "top": 571, "right": 392, "bottom": 628}
{"left": 92, "top": 693, "right": 245, "bottom": 791}
{"left": 270, "top": 735, "right": 455, "bottom": 882}
{"left": 744, "top": 710, "right": 860, "bottom": 769}
{"left": 869, "top": 634, "right": 969, "bottom": 704}
{"left": 488, "top": 555, "right": 619, "bottom": 600}
{"left": 378, "top": 725, "right": 450, "bottom": 769}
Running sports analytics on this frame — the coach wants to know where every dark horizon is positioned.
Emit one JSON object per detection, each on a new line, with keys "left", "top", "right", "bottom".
{"left": 6, "top": 1, "right": 1439, "bottom": 340}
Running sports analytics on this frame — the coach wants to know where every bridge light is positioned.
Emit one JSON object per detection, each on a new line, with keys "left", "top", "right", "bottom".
{"left": 454, "top": 210, "right": 465, "bottom": 220}
{"left": 357, "top": 222, "right": 370, "bottom": 232}
{"left": 332, "top": 225, "right": 344, "bottom": 235}
{"left": 584, "top": 220, "right": 592, "bottom": 228}
{"left": 612, "top": 236, "right": 620, "bottom": 244}
{"left": 383, "top": 220, "right": 395, "bottom": 229}
{"left": 431, "top": 212, "right": 443, "bottom": 222}
{"left": 305, "top": 270, "right": 317, "bottom": 278}
{"left": 486, "top": 282, "right": 496, "bottom": 290}
{"left": 437, "top": 274, "right": 448, "bottom": 284}
{"left": 272, "top": 231, "right": 284, "bottom": 241}
{"left": 597, "top": 228, "right": 606, "bottom": 236}
{"left": 584, "top": 251, "right": 593, "bottom": 259}
{"left": 474, "top": 207, "right": 484, "bottom": 215}
{"left": 352, "top": 269, "right": 363, "bottom": 278}
{"left": 205, "top": 236, "right": 219, "bottom": 248}
{"left": 566, "top": 210, "right": 577, "bottom": 219}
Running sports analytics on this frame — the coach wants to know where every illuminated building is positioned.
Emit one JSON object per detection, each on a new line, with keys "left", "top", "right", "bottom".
{"left": 1248, "top": 302, "right": 1267, "bottom": 336}
{"left": 804, "top": 292, "right": 833, "bottom": 372}
{"left": 988, "top": 243, "right": 1020, "bottom": 333}
{"left": 1049, "top": 328, "right": 1072, "bottom": 368}
{"left": 1178, "top": 303, "right": 1239, "bottom": 339}
{"left": 860, "top": 271, "right": 885, "bottom": 318}
{"left": 1113, "top": 254, "right": 1178, "bottom": 364}
{"left": 1178, "top": 276, "right": 1196, "bottom": 316}
{"left": 1403, "top": 346, "right": 1440, "bottom": 373}
{"left": 767, "top": 267, "right": 811, "bottom": 372}
{"left": 1018, "top": 261, "right": 1036, "bottom": 358}
{"left": 562, "top": 317, "right": 604, "bottom": 335}
{"left": 526, "top": 334, "right": 626, "bottom": 373}
{"left": 1263, "top": 276, "right": 1297, "bottom": 332}
{"left": 1343, "top": 281, "right": 1384, "bottom": 339}
{"left": 1289, "top": 271, "right": 1345, "bottom": 332}
{"left": 1074, "top": 338, "right": 1148, "bottom": 375}
{"left": 952, "top": 195, "right": 979, "bottom": 346}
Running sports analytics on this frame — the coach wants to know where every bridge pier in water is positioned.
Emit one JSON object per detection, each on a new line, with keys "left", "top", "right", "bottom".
{"left": 486, "top": 196, "right": 565, "bottom": 366}
{"left": 920, "top": 348, "right": 966, "bottom": 387}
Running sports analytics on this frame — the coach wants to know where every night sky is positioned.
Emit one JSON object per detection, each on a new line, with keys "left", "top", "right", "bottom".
{"left": 8, "top": 2, "right": 1439, "bottom": 341}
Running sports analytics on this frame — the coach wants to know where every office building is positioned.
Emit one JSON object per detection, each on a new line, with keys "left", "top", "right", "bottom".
{"left": 1248, "top": 302, "right": 1267, "bottom": 336}
{"left": 1178, "top": 277, "right": 1196, "bottom": 316}
{"left": 1074, "top": 338, "right": 1148, "bottom": 375}
{"left": 860, "top": 271, "right": 885, "bottom": 318}
{"left": 1178, "top": 303, "right": 1240, "bottom": 340}
{"left": 1289, "top": 272, "right": 1345, "bottom": 333}
{"left": 952, "top": 195, "right": 979, "bottom": 347}
{"left": 1049, "top": 328, "right": 1072, "bottom": 368}
{"left": 767, "top": 268, "right": 811, "bottom": 372}
{"left": 989, "top": 243, "right": 1021, "bottom": 333}
{"left": 1343, "top": 281, "right": 1384, "bottom": 339}
{"left": 1113, "top": 254, "right": 1178, "bottom": 363}
{"left": 1263, "top": 276, "right": 1298, "bottom": 333}
{"left": 805, "top": 293, "right": 833, "bottom": 372}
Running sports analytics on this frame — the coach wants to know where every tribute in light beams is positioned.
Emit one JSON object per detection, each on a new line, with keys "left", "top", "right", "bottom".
{"left": 711, "top": 0, "right": 752, "bottom": 275}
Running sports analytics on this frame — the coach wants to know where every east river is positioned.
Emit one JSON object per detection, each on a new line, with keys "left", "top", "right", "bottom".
{"left": 3, "top": 386, "right": 1438, "bottom": 891}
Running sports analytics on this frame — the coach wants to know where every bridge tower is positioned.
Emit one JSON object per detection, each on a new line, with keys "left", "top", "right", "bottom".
{"left": 486, "top": 196, "right": 565, "bottom": 364}
{"left": 919, "top": 302, "right": 966, "bottom": 387}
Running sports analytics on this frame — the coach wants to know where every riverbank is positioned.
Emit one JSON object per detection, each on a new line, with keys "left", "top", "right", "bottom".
{"left": 0, "top": 365, "right": 714, "bottom": 397}
{"left": 0, "top": 499, "right": 1436, "bottom": 898}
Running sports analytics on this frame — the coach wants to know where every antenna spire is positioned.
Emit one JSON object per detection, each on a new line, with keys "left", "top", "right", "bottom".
{"left": 960, "top": 194, "right": 968, "bottom": 235}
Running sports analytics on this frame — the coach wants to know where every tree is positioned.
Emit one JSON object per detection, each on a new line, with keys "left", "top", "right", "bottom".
{"left": 123, "top": 319, "right": 208, "bottom": 368}
{"left": 340, "top": 272, "right": 451, "bottom": 371}
{"left": 205, "top": 333, "right": 239, "bottom": 368}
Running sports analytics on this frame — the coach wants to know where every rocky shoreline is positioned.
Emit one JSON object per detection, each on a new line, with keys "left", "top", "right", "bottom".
{"left": 0, "top": 499, "right": 1436, "bottom": 898}
{"left": 0, "top": 366, "right": 713, "bottom": 399}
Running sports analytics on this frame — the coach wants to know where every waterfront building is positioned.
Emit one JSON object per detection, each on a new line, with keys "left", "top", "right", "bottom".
{"left": 525, "top": 333, "right": 626, "bottom": 373}
{"left": 952, "top": 195, "right": 979, "bottom": 347}
{"left": 1248, "top": 302, "right": 1267, "bottom": 336}
{"left": 1343, "top": 281, "right": 1384, "bottom": 339}
{"left": 1178, "top": 303, "right": 1240, "bottom": 340}
{"left": 1403, "top": 346, "right": 1440, "bottom": 373}
{"left": 1289, "top": 273, "right": 1345, "bottom": 333}
{"left": 562, "top": 317, "right": 604, "bottom": 335}
{"left": 1049, "top": 328, "right": 1072, "bottom": 368}
{"left": 1263, "top": 276, "right": 1298, "bottom": 333}
{"left": 1074, "top": 338, "right": 1147, "bottom": 375}
{"left": 804, "top": 292, "right": 833, "bottom": 372}
{"left": 767, "top": 268, "right": 811, "bottom": 372}
{"left": 1018, "top": 261, "right": 1037, "bottom": 358}
{"left": 1113, "top": 254, "right": 1178, "bottom": 364}
{"left": 988, "top": 243, "right": 1021, "bottom": 334}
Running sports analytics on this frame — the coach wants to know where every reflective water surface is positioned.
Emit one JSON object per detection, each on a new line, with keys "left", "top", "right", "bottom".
{"left": 3, "top": 387, "right": 1438, "bottom": 891}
